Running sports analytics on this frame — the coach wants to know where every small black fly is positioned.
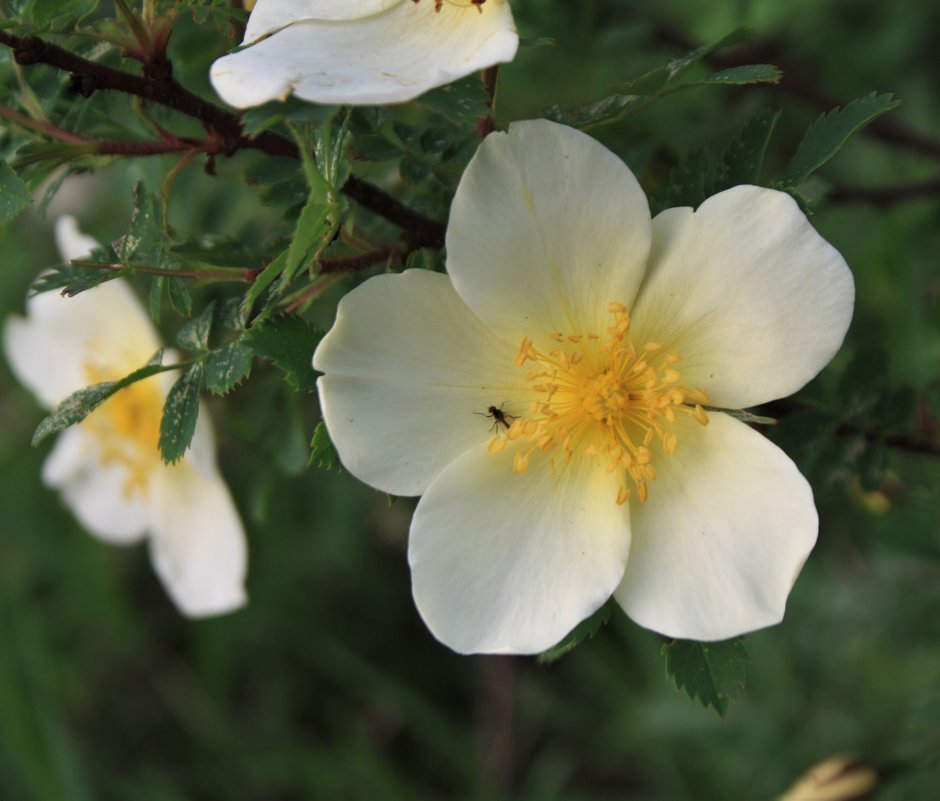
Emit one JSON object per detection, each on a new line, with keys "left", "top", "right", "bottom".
{"left": 477, "top": 404, "right": 515, "bottom": 431}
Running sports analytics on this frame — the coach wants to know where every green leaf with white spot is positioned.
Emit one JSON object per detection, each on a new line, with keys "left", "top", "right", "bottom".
{"left": 663, "top": 638, "right": 748, "bottom": 717}
{"left": 544, "top": 94, "right": 647, "bottom": 130}
{"left": 159, "top": 363, "right": 204, "bottom": 464}
{"left": 205, "top": 339, "right": 254, "bottom": 396}
{"left": 32, "top": 357, "right": 173, "bottom": 446}
{"left": 691, "top": 64, "right": 781, "bottom": 87}
{"left": 30, "top": 260, "right": 126, "bottom": 297}
{"left": 0, "top": 162, "right": 32, "bottom": 223}
{"left": 176, "top": 300, "right": 215, "bottom": 353}
{"left": 166, "top": 275, "right": 192, "bottom": 317}
{"left": 246, "top": 315, "right": 323, "bottom": 392}
{"left": 115, "top": 183, "right": 164, "bottom": 264}
{"left": 716, "top": 109, "right": 781, "bottom": 189}
{"left": 419, "top": 75, "right": 491, "bottom": 127}
{"left": 777, "top": 92, "right": 901, "bottom": 189}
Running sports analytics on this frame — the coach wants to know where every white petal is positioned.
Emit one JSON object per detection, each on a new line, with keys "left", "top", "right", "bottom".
{"left": 41, "top": 427, "right": 149, "bottom": 544}
{"left": 244, "top": 0, "right": 404, "bottom": 41}
{"left": 409, "top": 443, "right": 631, "bottom": 654}
{"left": 211, "top": 0, "right": 518, "bottom": 107}
{"left": 314, "top": 269, "right": 524, "bottom": 496}
{"left": 3, "top": 279, "right": 161, "bottom": 408}
{"left": 53, "top": 215, "right": 99, "bottom": 261}
{"left": 614, "top": 412, "right": 817, "bottom": 641}
{"left": 149, "top": 464, "right": 248, "bottom": 618}
{"left": 183, "top": 401, "right": 218, "bottom": 479}
{"left": 630, "top": 186, "right": 855, "bottom": 409}
{"left": 446, "top": 120, "right": 652, "bottom": 344}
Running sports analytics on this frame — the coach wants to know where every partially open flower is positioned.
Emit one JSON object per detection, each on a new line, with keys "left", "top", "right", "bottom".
{"left": 210, "top": 0, "right": 519, "bottom": 108}
{"left": 314, "top": 120, "right": 855, "bottom": 655}
{"left": 3, "top": 218, "right": 248, "bottom": 617}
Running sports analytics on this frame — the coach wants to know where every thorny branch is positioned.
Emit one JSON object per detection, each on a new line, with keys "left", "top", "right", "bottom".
{"left": 766, "top": 399, "right": 940, "bottom": 459}
{"left": 826, "top": 178, "right": 940, "bottom": 207}
{"left": 0, "top": 30, "right": 446, "bottom": 248}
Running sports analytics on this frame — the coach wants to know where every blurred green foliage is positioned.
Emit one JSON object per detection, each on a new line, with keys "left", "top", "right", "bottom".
{"left": 2, "top": 0, "right": 940, "bottom": 799}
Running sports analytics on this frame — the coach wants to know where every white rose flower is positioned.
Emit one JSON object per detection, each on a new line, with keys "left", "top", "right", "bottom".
{"left": 3, "top": 217, "right": 248, "bottom": 618}
{"left": 313, "top": 120, "right": 855, "bottom": 655}
{"left": 210, "top": 0, "right": 519, "bottom": 108}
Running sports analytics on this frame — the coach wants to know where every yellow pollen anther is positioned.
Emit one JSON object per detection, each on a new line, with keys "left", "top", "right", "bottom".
{"left": 489, "top": 302, "right": 710, "bottom": 505}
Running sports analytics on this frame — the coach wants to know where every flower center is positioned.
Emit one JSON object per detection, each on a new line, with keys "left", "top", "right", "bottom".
{"left": 82, "top": 362, "right": 165, "bottom": 497}
{"left": 412, "top": 0, "right": 487, "bottom": 13}
{"left": 489, "top": 302, "right": 710, "bottom": 505}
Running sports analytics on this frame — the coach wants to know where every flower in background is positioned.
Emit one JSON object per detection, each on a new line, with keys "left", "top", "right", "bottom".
{"left": 313, "top": 120, "right": 855, "bottom": 655}
{"left": 210, "top": 0, "right": 518, "bottom": 108}
{"left": 3, "top": 217, "right": 247, "bottom": 617}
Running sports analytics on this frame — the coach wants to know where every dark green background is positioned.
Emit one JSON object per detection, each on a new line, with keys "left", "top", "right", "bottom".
{"left": 1, "top": 0, "right": 939, "bottom": 798}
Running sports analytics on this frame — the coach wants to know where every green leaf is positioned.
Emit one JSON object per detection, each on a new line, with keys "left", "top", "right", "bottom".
{"left": 284, "top": 190, "right": 334, "bottom": 285}
{"left": 240, "top": 98, "right": 338, "bottom": 138}
{"left": 25, "top": 0, "right": 99, "bottom": 27}
{"left": 205, "top": 339, "right": 254, "bottom": 395}
{"left": 692, "top": 64, "right": 782, "bottom": 86}
{"left": 309, "top": 421, "right": 340, "bottom": 472}
{"left": 115, "top": 183, "right": 164, "bottom": 264}
{"left": 418, "top": 75, "right": 491, "bottom": 126}
{"left": 175, "top": 301, "right": 215, "bottom": 353}
{"left": 537, "top": 603, "right": 613, "bottom": 664}
{"left": 545, "top": 30, "right": 773, "bottom": 130}
{"left": 618, "top": 28, "right": 753, "bottom": 94}
{"left": 149, "top": 275, "right": 165, "bottom": 322}
{"left": 30, "top": 261, "right": 126, "bottom": 297}
{"left": 31, "top": 358, "right": 172, "bottom": 446}
{"left": 240, "top": 247, "right": 289, "bottom": 321}
{"left": 716, "top": 109, "right": 781, "bottom": 189}
{"left": 159, "top": 363, "right": 204, "bottom": 464}
{"left": 0, "top": 162, "right": 32, "bottom": 223}
{"left": 245, "top": 315, "right": 323, "bottom": 392}
{"left": 777, "top": 92, "right": 901, "bottom": 188}
{"left": 663, "top": 638, "right": 748, "bottom": 717}
{"left": 544, "top": 94, "right": 646, "bottom": 130}
{"left": 662, "top": 147, "right": 714, "bottom": 210}
{"left": 166, "top": 276, "right": 192, "bottom": 317}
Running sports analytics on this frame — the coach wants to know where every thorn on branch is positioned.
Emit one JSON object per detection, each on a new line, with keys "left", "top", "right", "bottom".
{"left": 68, "top": 72, "right": 102, "bottom": 98}
{"left": 11, "top": 35, "right": 48, "bottom": 66}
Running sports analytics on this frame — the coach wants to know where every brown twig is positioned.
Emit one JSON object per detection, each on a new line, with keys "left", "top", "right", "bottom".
{"left": 476, "top": 656, "right": 515, "bottom": 794}
{"left": 0, "top": 103, "right": 87, "bottom": 143}
{"left": 0, "top": 30, "right": 289, "bottom": 157}
{"left": 283, "top": 245, "right": 406, "bottom": 313}
{"left": 342, "top": 177, "right": 445, "bottom": 248}
{"left": 827, "top": 178, "right": 940, "bottom": 206}
{"left": 318, "top": 244, "right": 404, "bottom": 275}
{"left": 0, "top": 30, "right": 447, "bottom": 246}
{"left": 766, "top": 398, "right": 940, "bottom": 458}
{"left": 478, "top": 65, "right": 499, "bottom": 139}
{"left": 836, "top": 422, "right": 940, "bottom": 458}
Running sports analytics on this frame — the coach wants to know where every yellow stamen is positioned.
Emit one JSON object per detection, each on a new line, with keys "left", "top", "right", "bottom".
{"left": 487, "top": 302, "right": 710, "bottom": 504}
